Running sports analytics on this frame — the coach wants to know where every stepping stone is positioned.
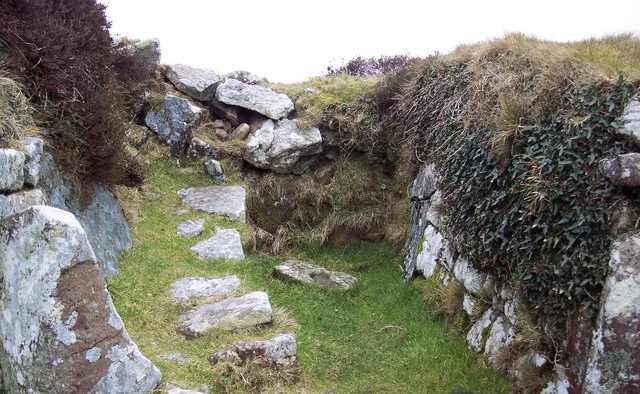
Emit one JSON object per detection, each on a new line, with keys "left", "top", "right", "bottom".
{"left": 209, "top": 333, "right": 297, "bottom": 367}
{"left": 190, "top": 227, "right": 244, "bottom": 261}
{"left": 171, "top": 276, "right": 241, "bottom": 301}
{"left": 177, "top": 292, "right": 272, "bottom": 338}
{"left": 167, "top": 387, "right": 205, "bottom": 394}
{"left": 273, "top": 260, "right": 357, "bottom": 290}
{"left": 177, "top": 219, "right": 205, "bottom": 236}
{"left": 158, "top": 353, "right": 190, "bottom": 362}
{"left": 177, "top": 186, "right": 246, "bottom": 222}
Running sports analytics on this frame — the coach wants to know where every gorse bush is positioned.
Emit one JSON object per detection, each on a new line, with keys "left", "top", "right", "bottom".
{"left": 0, "top": 0, "right": 143, "bottom": 185}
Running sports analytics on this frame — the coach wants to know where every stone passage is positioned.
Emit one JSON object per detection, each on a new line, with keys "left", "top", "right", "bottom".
{"left": 176, "top": 292, "right": 273, "bottom": 338}
{"left": 273, "top": 260, "right": 358, "bottom": 290}
{"left": 178, "top": 185, "right": 246, "bottom": 222}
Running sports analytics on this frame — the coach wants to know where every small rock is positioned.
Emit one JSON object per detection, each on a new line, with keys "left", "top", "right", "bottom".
{"left": 176, "top": 219, "right": 205, "bottom": 236}
{"left": 178, "top": 186, "right": 246, "bottom": 222}
{"left": 484, "top": 316, "right": 516, "bottom": 364}
{"left": 166, "top": 64, "right": 221, "bottom": 102}
{"left": 215, "top": 128, "right": 228, "bottom": 141}
{"left": 158, "top": 353, "right": 190, "bottom": 362}
{"left": 273, "top": 260, "right": 357, "bottom": 290}
{"left": 215, "top": 79, "right": 294, "bottom": 120}
{"left": 211, "top": 119, "right": 227, "bottom": 130}
{"left": 425, "top": 190, "right": 443, "bottom": 227}
{"left": 204, "top": 159, "right": 225, "bottom": 182}
{"left": 167, "top": 388, "right": 204, "bottom": 394}
{"left": 304, "top": 87, "right": 316, "bottom": 94}
{"left": 210, "top": 99, "right": 241, "bottom": 127}
{"left": 603, "top": 153, "right": 640, "bottom": 187}
{"left": 171, "top": 276, "right": 241, "bottom": 301}
{"left": 0, "top": 148, "right": 25, "bottom": 192}
{"left": 209, "top": 333, "right": 297, "bottom": 366}
{"left": 415, "top": 225, "right": 444, "bottom": 278}
{"left": 187, "top": 137, "right": 219, "bottom": 159}
{"left": 191, "top": 227, "right": 244, "bottom": 261}
{"left": 21, "top": 137, "right": 44, "bottom": 187}
{"left": 176, "top": 292, "right": 272, "bottom": 337}
{"left": 410, "top": 163, "right": 438, "bottom": 201}
{"left": 453, "top": 258, "right": 488, "bottom": 296}
{"left": 615, "top": 98, "right": 640, "bottom": 146}
{"left": 462, "top": 293, "right": 477, "bottom": 317}
{"left": 228, "top": 123, "right": 251, "bottom": 141}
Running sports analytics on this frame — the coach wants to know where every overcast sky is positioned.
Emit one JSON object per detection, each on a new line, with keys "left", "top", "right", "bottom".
{"left": 99, "top": 0, "right": 640, "bottom": 83}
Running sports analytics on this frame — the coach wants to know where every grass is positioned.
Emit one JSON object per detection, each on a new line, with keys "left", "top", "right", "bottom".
{"left": 0, "top": 70, "right": 41, "bottom": 148}
{"left": 108, "top": 156, "right": 509, "bottom": 393}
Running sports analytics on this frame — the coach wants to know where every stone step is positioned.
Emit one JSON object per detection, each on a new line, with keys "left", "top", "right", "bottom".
{"left": 273, "top": 260, "right": 357, "bottom": 290}
{"left": 171, "top": 276, "right": 241, "bottom": 301}
{"left": 176, "top": 219, "right": 205, "bottom": 236}
{"left": 209, "top": 333, "right": 298, "bottom": 368}
{"left": 177, "top": 185, "right": 246, "bottom": 222}
{"left": 176, "top": 291, "right": 272, "bottom": 338}
{"left": 190, "top": 227, "right": 244, "bottom": 261}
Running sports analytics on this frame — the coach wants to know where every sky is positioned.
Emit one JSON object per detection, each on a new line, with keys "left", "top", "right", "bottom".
{"left": 99, "top": 0, "right": 640, "bottom": 83}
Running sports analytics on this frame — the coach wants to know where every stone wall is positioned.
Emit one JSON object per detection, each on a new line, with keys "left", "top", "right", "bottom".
{"left": 404, "top": 97, "right": 640, "bottom": 391}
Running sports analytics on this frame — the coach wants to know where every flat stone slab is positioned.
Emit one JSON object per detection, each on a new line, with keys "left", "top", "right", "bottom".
{"left": 209, "top": 333, "right": 297, "bottom": 366}
{"left": 177, "top": 219, "right": 205, "bottom": 236}
{"left": 178, "top": 186, "right": 246, "bottom": 222}
{"left": 171, "top": 276, "right": 241, "bottom": 301}
{"left": 190, "top": 227, "right": 244, "bottom": 261}
{"left": 176, "top": 292, "right": 272, "bottom": 338}
{"left": 273, "top": 260, "right": 357, "bottom": 290}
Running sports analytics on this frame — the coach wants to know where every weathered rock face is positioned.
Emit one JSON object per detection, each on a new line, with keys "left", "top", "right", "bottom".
{"left": 603, "top": 153, "right": 640, "bottom": 187}
{"left": 209, "top": 333, "right": 297, "bottom": 366}
{"left": 145, "top": 95, "right": 203, "bottom": 156}
{"left": 171, "top": 276, "right": 241, "bottom": 301}
{"left": 215, "top": 79, "right": 294, "bottom": 120}
{"left": 225, "top": 70, "right": 260, "bottom": 85}
{"left": 0, "top": 206, "right": 160, "bottom": 393}
{"left": 228, "top": 123, "right": 251, "bottom": 141}
{"left": 39, "top": 153, "right": 132, "bottom": 277}
{"left": 0, "top": 148, "right": 25, "bottom": 192}
{"left": 178, "top": 185, "right": 246, "bottom": 222}
{"left": 190, "top": 227, "right": 245, "bottom": 261}
{"left": 615, "top": 98, "right": 640, "bottom": 146}
{"left": 187, "top": 137, "right": 219, "bottom": 159}
{"left": 176, "top": 292, "right": 272, "bottom": 338}
{"left": 584, "top": 232, "right": 640, "bottom": 393}
{"left": 21, "top": 137, "right": 43, "bottom": 187}
{"left": 166, "top": 64, "right": 221, "bottom": 102}
{"left": 273, "top": 260, "right": 357, "bottom": 290}
{"left": 244, "top": 119, "right": 322, "bottom": 174}
{"left": 0, "top": 189, "right": 45, "bottom": 220}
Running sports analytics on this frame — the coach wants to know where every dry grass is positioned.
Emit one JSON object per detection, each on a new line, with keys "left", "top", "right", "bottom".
{"left": 0, "top": 72, "right": 41, "bottom": 147}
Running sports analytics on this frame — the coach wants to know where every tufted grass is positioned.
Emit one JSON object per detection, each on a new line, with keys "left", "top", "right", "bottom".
{"left": 108, "top": 156, "right": 509, "bottom": 393}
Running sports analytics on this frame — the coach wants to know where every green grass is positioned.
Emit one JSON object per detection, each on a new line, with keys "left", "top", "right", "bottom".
{"left": 109, "top": 157, "right": 510, "bottom": 393}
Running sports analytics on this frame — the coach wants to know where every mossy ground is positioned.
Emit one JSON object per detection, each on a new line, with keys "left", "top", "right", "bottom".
{"left": 109, "top": 157, "right": 509, "bottom": 393}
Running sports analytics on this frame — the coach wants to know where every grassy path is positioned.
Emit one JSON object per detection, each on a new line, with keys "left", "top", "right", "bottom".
{"left": 109, "top": 158, "right": 509, "bottom": 393}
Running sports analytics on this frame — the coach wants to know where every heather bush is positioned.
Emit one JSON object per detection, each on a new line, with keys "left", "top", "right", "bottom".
{"left": 327, "top": 54, "right": 420, "bottom": 77}
{"left": 0, "top": 0, "right": 143, "bottom": 185}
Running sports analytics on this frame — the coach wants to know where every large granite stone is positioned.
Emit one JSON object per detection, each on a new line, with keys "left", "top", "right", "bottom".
{"left": 0, "top": 148, "right": 25, "bottom": 192}
{"left": 244, "top": 119, "right": 322, "bottom": 174}
{"left": 178, "top": 186, "right": 246, "bottom": 222}
{"left": 0, "top": 206, "right": 160, "bottom": 393}
{"left": 166, "top": 64, "right": 221, "bottom": 102}
{"left": 615, "top": 98, "right": 640, "bottom": 146}
{"left": 273, "top": 260, "right": 357, "bottom": 290}
{"left": 215, "top": 79, "right": 294, "bottom": 120}
{"left": 209, "top": 333, "right": 297, "bottom": 366}
{"left": 171, "top": 276, "right": 241, "bottom": 301}
{"left": 584, "top": 232, "right": 640, "bottom": 393}
{"left": 145, "top": 95, "right": 203, "bottom": 156}
{"left": 415, "top": 224, "right": 444, "bottom": 278}
{"left": 190, "top": 227, "right": 244, "bottom": 261}
{"left": 177, "top": 292, "right": 272, "bottom": 338}
{"left": 467, "top": 308, "right": 494, "bottom": 352}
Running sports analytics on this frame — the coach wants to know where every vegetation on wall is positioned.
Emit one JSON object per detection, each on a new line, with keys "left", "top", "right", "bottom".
{"left": 0, "top": 0, "right": 143, "bottom": 185}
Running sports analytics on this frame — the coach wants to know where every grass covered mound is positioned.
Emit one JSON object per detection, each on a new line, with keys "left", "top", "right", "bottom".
{"left": 110, "top": 148, "right": 509, "bottom": 392}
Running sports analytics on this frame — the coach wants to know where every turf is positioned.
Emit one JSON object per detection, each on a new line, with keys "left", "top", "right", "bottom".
{"left": 109, "top": 157, "right": 510, "bottom": 393}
